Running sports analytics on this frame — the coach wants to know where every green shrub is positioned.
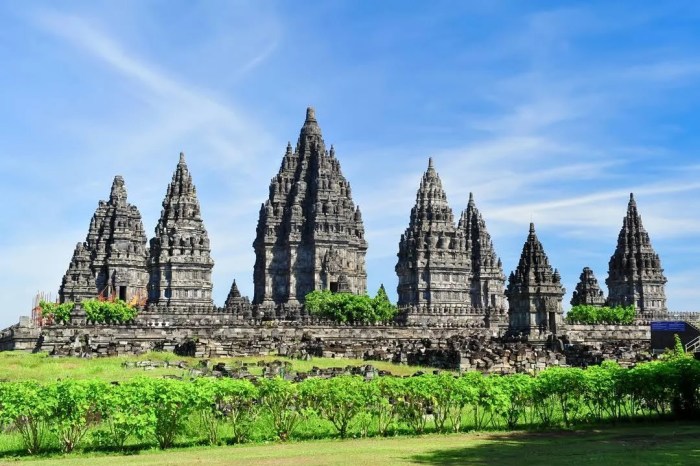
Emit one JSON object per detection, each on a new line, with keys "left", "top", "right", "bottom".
{"left": 39, "top": 301, "right": 74, "bottom": 324}
{"left": 566, "top": 305, "right": 635, "bottom": 324}
{"left": 103, "top": 379, "right": 157, "bottom": 449}
{"left": 300, "top": 375, "right": 367, "bottom": 438}
{"left": 82, "top": 299, "right": 138, "bottom": 324}
{"left": 0, "top": 381, "right": 57, "bottom": 454}
{"left": 305, "top": 286, "right": 397, "bottom": 323}
{"left": 259, "top": 377, "right": 303, "bottom": 441}
{"left": 52, "top": 379, "right": 108, "bottom": 452}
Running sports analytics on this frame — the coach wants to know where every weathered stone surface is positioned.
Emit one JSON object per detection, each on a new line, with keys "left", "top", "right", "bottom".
{"left": 506, "top": 223, "right": 565, "bottom": 338}
{"left": 606, "top": 193, "right": 667, "bottom": 315}
{"left": 59, "top": 176, "right": 148, "bottom": 303}
{"left": 147, "top": 153, "right": 214, "bottom": 308}
{"left": 253, "top": 108, "right": 367, "bottom": 306}
{"left": 571, "top": 267, "right": 606, "bottom": 307}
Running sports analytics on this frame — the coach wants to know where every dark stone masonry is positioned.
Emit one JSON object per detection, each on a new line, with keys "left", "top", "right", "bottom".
{"left": 0, "top": 107, "right": 684, "bottom": 370}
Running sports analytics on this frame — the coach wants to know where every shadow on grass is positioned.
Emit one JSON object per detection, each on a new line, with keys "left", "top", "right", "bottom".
{"left": 410, "top": 424, "right": 700, "bottom": 466}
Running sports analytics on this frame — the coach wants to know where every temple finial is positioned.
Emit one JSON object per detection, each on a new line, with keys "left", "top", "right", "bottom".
{"left": 306, "top": 107, "right": 316, "bottom": 123}
{"left": 428, "top": 157, "right": 434, "bottom": 168}
{"left": 179, "top": 152, "right": 186, "bottom": 164}
{"left": 529, "top": 222, "right": 535, "bottom": 234}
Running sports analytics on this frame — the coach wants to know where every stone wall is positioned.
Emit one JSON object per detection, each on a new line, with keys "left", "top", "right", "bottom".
{"left": 0, "top": 311, "right": 657, "bottom": 375}
{"left": 565, "top": 323, "right": 650, "bottom": 344}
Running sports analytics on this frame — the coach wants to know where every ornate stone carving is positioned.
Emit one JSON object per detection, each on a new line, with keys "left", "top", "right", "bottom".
{"left": 571, "top": 267, "right": 606, "bottom": 307}
{"left": 606, "top": 193, "right": 667, "bottom": 315}
{"left": 506, "top": 223, "right": 565, "bottom": 337}
{"left": 147, "top": 153, "right": 214, "bottom": 308}
{"left": 59, "top": 176, "right": 148, "bottom": 303}
{"left": 253, "top": 108, "right": 367, "bottom": 305}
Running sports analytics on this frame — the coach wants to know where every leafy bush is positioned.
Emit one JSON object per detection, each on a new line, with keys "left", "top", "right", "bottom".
{"left": 566, "top": 305, "right": 635, "bottom": 324}
{"left": 0, "top": 381, "right": 57, "bottom": 453}
{"left": 305, "top": 286, "right": 397, "bottom": 323}
{"left": 39, "top": 301, "right": 74, "bottom": 324}
{"left": 299, "top": 375, "right": 366, "bottom": 438}
{"left": 259, "top": 377, "right": 303, "bottom": 441}
{"left": 82, "top": 299, "right": 138, "bottom": 324}
{"left": 102, "top": 379, "right": 157, "bottom": 449}
{"left": 0, "top": 358, "right": 700, "bottom": 456}
{"left": 52, "top": 380, "right": 108, "bottom": 452}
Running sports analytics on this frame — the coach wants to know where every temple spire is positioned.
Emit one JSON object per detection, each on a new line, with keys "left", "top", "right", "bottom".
{"left": 458, "top": 193, "right": 507, "bottom": 313}
{"left": 396, "top": 158, "right": 472, "bottom": 323}
{"left": 506, "top": 223, "right": 565, "bottom": 337}
{"left": 60, "top": 176, "right": 148, "bottom": 303}
{"left": 571, "top": 267, "right": 606, "bottom": 307}
{"left": 148, "top": 153, "right": 214, "bottom": 308}
{"left": 606, "top": 194, "right": 666, "bottom": 314}
{"left": 253, "top": 107, "right": 367, "bottom": 306}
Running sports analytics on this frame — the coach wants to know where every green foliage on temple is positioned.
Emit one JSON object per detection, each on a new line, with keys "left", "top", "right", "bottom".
{"left": 81, "top": 299, "right": 138, "bottom": 324}
{"left": 39, "top": 301, "right": 74, "bottom": 324}
{"left": 566, "top": 304, "right": 635, "bottom": 325}
{"left": 305, "top": 287, "right": 397, "bottom": 323}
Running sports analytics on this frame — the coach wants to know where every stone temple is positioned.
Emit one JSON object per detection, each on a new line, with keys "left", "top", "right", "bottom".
{"left": 253, "top": 108, "right": 367, "bottom": 306}
{"left": 148, "top": 153, "right": 214, "bottom": 309}
{"left": 506, "top": 223, "right": 565, "bottom": 337}
{"left": 606, "top": 193, "right": 667, "bottom": 314}
{"left": 395, "top": 159, "right": 507, "bottom": 326}
{"left": 59, "top": 176, "right": 149, "bottom": 303}
{"left": 570, "top": 267, "right": 606, "bottom": 307}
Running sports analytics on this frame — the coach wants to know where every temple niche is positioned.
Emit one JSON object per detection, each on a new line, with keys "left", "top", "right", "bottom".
{"left": 606, "top": 193, "right": 667, "bottom": 315}
{"left": 59, "top": 176, "right": 149, "bottom": 303}
{"left": 571, "top": 267, "right": 606, "bottom": 307}
{"left": 147, "top": 153, "right": 214, "bottom": 308}
{"left": 506, "top": 223, "right": 565, "bottom": 338}
{"left": 252, "top": 108, "right": 367, "bottom": 306}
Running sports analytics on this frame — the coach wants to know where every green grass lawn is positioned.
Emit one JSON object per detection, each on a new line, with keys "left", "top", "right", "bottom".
{"left": 3, "top": 423, "right": 699, "bottom": 466}
{"left": 0, "top": 351, "right": 435, "bottom": 382}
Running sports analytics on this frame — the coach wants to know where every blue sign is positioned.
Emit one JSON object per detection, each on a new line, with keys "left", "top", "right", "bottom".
{"left": 651, "top": 321, "right": 686, "bottom": 332}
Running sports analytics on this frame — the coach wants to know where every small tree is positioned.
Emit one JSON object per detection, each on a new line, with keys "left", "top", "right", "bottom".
{"left": 259, "top": 377, "right": 303, "bottom": 441}
{"left": 0, "top": 381, "right": 57, "bottom": 454}
{"left": 52, "top": 379, "right": 108, "bottom": 452}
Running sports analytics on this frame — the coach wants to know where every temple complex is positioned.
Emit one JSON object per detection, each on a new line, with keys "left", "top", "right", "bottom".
{"left": 59, "top": 176, "right": 149, "bottom": 303}
{"left": 147, "top": 153, "right": 214, "bottom": 308}
{"left": 571, "top": 267, "right": 606, "bottom": 307}
{"left": 606, "top": 193, "right": 667, "bottom": 315}
{"left": 17, "top": 108, "right": 685, "bottom": 360}
{"left": 506, "top": 223, "right": 565, "bottom": 337}
{"left": 252, "top": 108, "right": 367, "bottom": 305}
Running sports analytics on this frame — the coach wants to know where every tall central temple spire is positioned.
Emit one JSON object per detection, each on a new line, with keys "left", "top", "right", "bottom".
{"left": 253, "top": 108, "right": 367, "bottom": 305}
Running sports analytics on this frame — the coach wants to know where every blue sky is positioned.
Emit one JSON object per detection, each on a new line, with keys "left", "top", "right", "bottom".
{"left": 2, "top": 1, "right": 700, "bottom": 328}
